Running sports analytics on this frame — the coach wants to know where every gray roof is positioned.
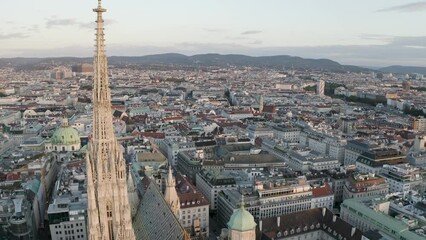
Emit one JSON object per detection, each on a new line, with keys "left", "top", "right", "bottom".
{"left": 133, "top": 179, "right": 186, "bottom": 240}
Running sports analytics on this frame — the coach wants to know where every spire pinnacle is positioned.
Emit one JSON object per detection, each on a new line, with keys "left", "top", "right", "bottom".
{"left": 62, "top": 117, "right": 69, "bottom": 128}
{"left": 167, "top": 165, "right": 175, "bottom": 187}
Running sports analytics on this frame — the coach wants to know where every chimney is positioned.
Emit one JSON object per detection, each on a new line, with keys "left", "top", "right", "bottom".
{"left": 277, "top": 216, "right": 280, "bottom": 227}
{"left": 351, "top": 227, "right": 356, "bottom": 236}
{"left": 322, "top": 207, "right": 326, "bottom": 217}
{"left": 333, "top": 215, "right": 337, "bottom": 222}
{"left": 259, "top": 220, "right": 263, "bottom": 231}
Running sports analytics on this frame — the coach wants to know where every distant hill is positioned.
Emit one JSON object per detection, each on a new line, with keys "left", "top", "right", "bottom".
{"left": 0, "top": 53, "right": 370, "bottom": 73}
{"left": 108, "top": 53, "right": 368, "bottom": 72}
{"left": 379, "top": 65, "right": 426, "bottom": 75}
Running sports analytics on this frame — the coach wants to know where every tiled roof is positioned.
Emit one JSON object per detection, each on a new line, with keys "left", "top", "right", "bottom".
{"left": 312, "top": 183, "right": 334, "bottom": 198}
{"left": 133, "top": 180, "right": 186, "bottom": 240}
{"left": 259, "top": 208, "right": 363, "bottom": 240}
{"left": 175, "top": 173, "right": 209, "bottom": 209}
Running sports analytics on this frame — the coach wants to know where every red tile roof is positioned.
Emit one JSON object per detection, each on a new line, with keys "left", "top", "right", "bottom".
{"left": 312, "top": 183, "right": 333, "bottom": 197}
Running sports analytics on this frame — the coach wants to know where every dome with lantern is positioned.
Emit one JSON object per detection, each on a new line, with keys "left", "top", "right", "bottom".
{"left": 45, "top": 118, "right": 81, "bottom": 152}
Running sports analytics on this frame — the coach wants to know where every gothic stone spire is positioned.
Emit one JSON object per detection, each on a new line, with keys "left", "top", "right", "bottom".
{"left": 86, "top": 1, "right": 135, "bottom": 239}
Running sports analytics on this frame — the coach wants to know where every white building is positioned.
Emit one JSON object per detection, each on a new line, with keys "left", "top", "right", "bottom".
{"left": 380, "top": 164, "right": 423, "bottom": 193}
{"left": 272, "top": 125, "right": 300, "bottom": 143}
{"left": 246, "top": 124, "right": 274, "bottom": 140}
{"left": 47, "top": 166, "right": 88, "bottom": 240}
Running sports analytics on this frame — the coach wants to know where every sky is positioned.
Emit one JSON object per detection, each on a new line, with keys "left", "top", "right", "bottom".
{"left": 1, "top": 0, "right": 426, "bottom": 66}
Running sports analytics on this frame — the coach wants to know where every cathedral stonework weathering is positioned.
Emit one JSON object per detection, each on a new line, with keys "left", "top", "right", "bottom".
{"left": 86, "top": 0, "right": 136, "bottom": 239}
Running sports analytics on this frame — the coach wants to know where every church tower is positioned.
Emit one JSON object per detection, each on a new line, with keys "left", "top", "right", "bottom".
{"left": 164, "top": 166, "right": 180, "bottom": 216}
{"left": 86, "top": 0, "right": 135, "bottom": 239}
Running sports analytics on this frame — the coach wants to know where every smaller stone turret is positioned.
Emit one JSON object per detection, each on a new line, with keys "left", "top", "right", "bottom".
{"left": 164, "top": 165, "right": 180, "bottom": 216}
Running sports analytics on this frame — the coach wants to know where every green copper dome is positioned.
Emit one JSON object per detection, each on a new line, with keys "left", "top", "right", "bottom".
{"left": 227, "top": 202, "right": 256, "bottom": 231}
{"left": 51, "top": 119, "right": 80, "bottom": 146}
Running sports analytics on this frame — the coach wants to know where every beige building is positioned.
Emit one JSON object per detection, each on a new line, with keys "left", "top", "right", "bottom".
{"left": 164, "top": 168, "right": 210, "bottom": 237}
{"left": 343, "top": 173, "right": 389, "bottom": 200}
{"left": 412, "top": 117, "right": 426, "bottom": 132}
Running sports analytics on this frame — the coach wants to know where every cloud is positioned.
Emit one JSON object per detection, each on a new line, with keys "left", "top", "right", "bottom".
{"left": 249, "top": 40, "right": 263, "bottom": 45}
{"left": 46, "top": 17, "right": 117, "bottom": 29}
{"left": 359, "top": 34, "right": 392, "bottom": 42}
{"left": 359, "top": 34, "right": 426, "bottom": 48}
{"left": 78, "top": 19, "right": 118, "bottom": 29}
{"left": 0, "top": 33, "right": 28, "bottom": 40}
{"left": 203, "top": 28, "right": 226, "bottom": 33}
{"left": 25, "top": 24, "right": 39, "bottom": 33}
{"left": 46, "top": 18, "right": 78, "bottom": 28}
{"left": 390, "top": 36, "right": 426, "bottom": 47}
{"left": 377, "top": 1, "right": 426, "bottom": 12}
{"left": 241, "top": 30, "right": 262, "bottom": 35}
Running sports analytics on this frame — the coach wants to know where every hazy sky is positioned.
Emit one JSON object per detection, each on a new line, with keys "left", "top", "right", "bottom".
{"left": 1, "top": 0, "right": 426, "bottom": 66}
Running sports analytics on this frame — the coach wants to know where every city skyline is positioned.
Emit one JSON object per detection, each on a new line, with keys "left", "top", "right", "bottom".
{"left": 1, "top": 0, "right": 426, "bottom": 66}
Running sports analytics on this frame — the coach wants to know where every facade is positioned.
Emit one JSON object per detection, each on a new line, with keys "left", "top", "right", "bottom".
{"left": 344, "top": 140, "right": 376, "bottom": 166}
{"left": 175, "top": 173, "right": 210, "bottom": 237}
{"left": 163, "top": 168, "right": 210, "bottom": 237}
{"left": 356, "top": 148, "right": 406, "bottom": 174}
{"left": 380, "top": 164, "right": 423, "bottom": 193}
{"left": 343, "top": 173, "right": 389, "bottom": 200}
{"left": 311, "top": 184, "right": 334, "bottom": 209}
{"left": 246, "top": 124, "right": 274, "bottom": 140}
{"left": 299, "top": 131, "right": 346, "bottom": 163}
{"left": 48, "top": 199, "right": 87, "bottom": 240}
{"left": 329, "top": 172, "right": 348, "bottom": 205}
{"left": 412, "top": 117, "right": 426, "bottom": 132}
{"left": 286, "top": 149, "right": 340, "bottom": 172}
{"left": 85, "top": 1, "right": 135, "bottom": 239}
{"left": 47, "top": 163, "right": 88, "bottom": 240}
{"left": 177, "top": 150, "right": 205, "bottom": 183}
{"left": 196, "top": 169, "right": 240, "bottom": 210}
{"left": 272, "top": 125, "right": 300, "bottom": 143}
{"left": 159, "top": 139, "right": 196, "bottom": 166}
{"left": 217, "top": 178, "right": 334, "bottom": 227}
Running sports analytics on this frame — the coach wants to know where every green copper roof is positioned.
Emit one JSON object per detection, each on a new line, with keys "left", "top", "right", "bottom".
{"left": 51, "top": 126, "right": 80, "bottom": 145}
{"left": 342, "top": 197, "right": 423, "bottom": 240}
{"left": 227, "top": 203, "right": 256, "bottom": 231}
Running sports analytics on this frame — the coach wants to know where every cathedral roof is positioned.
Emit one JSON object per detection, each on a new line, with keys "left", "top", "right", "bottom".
{"left": 133, "top": 179, "right": 186, "bottom": 240}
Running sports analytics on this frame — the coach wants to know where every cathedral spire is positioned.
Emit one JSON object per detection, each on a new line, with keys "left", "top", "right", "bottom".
{"left": 86, "top": 0, "right": 135, "bottom": 239}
